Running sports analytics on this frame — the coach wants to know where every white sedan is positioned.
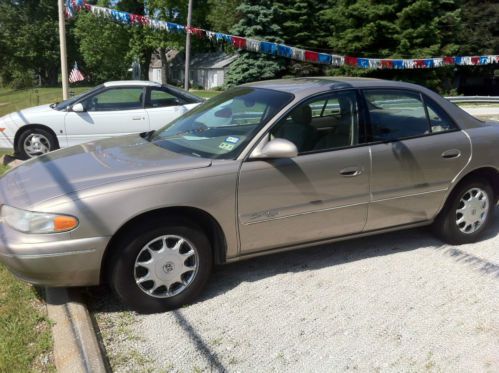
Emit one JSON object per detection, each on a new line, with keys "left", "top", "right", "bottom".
{"left": 0, "top": 81, "right": 203, "bottom": 159}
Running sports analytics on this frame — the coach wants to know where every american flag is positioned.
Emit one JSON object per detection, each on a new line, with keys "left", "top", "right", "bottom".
{"left": 69, "top": 62, "right": 85, "bottom": 83}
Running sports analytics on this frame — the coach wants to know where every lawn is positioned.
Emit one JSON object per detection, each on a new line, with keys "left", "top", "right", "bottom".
{"left": 0, "top": 86, "right": 221, "bottom": 118}
{"left": 0, "top": 150, "right": 54, "bottom": 373}
{"left": 0, "top": 87, "right": 90, "bottom": 118}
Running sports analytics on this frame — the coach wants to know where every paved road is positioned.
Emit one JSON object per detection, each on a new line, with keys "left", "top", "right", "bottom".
{"left": 89, "top": 209, "right": 499, "bottom": 373}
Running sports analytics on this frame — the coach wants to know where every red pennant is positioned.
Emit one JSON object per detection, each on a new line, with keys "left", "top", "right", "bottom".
{"left": 232, "top": 36, "right": 247, "bottom": 49}
{"left": 345, "top": 56, "right": 358, "bottom": 66}
{"left": 381, "top": 60, "right": 393, "bottom": 69}
{"left": 304, "top": 51, "right": 319, "bottom": 62}
{"left": 443, "top": 56, "right": 455, "bottom": 65}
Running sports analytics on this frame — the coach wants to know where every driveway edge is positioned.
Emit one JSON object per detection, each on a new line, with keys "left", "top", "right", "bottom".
{"left": 45, "top": 287, "right": 107, "bottom": 373}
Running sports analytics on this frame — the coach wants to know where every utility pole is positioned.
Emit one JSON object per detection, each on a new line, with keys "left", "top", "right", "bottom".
{"left": 58, "top": 0, "right": 69, "bottom": 100}
{"left": 184, "top": 0, "right": 193, "bottom": 91}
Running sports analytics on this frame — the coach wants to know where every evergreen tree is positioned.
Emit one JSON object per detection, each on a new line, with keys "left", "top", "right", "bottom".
{"left": 207, "top": 0, "right": 241, "bottom": 34}
{"left": 226, "top": 0, "right": 286, "bottom": 86}
{"left": 275, "top": 0, "right": 328, "bottom": 77}
{"left": 458, "top": 0, "right": 498, "bottom": 55}
{"left": 319, "top": 0, "right": 463, "bottom": 91}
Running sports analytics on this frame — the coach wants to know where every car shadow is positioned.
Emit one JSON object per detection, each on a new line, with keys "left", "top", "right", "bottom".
{"left": 85, "top": 207, "right": 499, "bottom": 314}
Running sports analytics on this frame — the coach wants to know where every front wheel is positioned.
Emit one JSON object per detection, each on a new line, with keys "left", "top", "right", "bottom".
{"left": 109, "top": 220, "right": 213, "bottom": 313}
{"left": 433, "top": 179, "right": 495, "bottom": 245}
{"left": 17, "top": 128, "right": 57, "bottom": 159}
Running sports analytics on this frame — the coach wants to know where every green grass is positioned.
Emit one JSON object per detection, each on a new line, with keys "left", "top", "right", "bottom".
{"left": 0, "top": 87, "right": 91, "bottom": 117}
{"left": 0, "top": 268, "right": 54, "bottom": 373}
{"left": 191, "top": 90, "right": 221, "bottom": 99}
{"left": 0, "top": 87, "right": 221, "bottom": 118}
{"left": 0, "top": 152, "right": 54, "bottom": 373}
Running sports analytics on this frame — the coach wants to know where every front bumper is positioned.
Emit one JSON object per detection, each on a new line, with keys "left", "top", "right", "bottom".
{"left": 0, "top": 223, "right": 110, "bottom": 287}
{"left": 0, "top": 114, "right": 16, "bottom": 150}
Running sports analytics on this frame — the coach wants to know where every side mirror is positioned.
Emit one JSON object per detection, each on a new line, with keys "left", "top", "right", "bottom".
{"left": 72, "top": 103, "right": 85, "bottom": 113}
{"left": 250, "top": 138, "right": 298, "bottom": 159}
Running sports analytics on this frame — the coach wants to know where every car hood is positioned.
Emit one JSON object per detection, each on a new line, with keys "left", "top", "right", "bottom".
{"left": 15, "top": 104, "right": 54, "bottom": 117}
{"left": 0, "top": 134, "right": 212, "bottom": 208}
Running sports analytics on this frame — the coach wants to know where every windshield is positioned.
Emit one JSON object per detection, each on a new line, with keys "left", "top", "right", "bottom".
{"left": 149, "top": 87, "right": 293, "bottom": 159}
{"left": 54, "top": 85, "right": 103, "bottom": 111}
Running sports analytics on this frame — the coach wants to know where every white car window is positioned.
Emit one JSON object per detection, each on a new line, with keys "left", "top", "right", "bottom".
{"left": 82, "top": 87, "right": 144, "bottom": 112}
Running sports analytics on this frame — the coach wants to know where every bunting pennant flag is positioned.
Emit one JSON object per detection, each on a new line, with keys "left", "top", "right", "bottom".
{"left": 65, "top": 1, "right": 499, "bottom": 71}
{"left": 69, "top": 62, "right": 85, "bottom": 83}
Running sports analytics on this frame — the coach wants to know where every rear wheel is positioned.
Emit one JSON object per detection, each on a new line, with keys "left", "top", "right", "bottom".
{"left": 17, "top": 128, "right": 57, "bottom": 159}
{"left": 109, "top": 220, "right": 212, "bottom": 313}
{"left": 433, "top": 179, "right": 494, "bottom": 245}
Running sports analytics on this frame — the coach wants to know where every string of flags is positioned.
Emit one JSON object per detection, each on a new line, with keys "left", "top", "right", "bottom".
{"left": 65, "top": 0, "right": 499, "bottom": 70}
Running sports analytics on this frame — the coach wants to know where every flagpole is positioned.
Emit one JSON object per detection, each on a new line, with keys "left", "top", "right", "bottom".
{"left": 184, "top": 0, "right": 193, "bottom": 91}
{"left": 58, "top": 0, "right": 69, "bottom": 100}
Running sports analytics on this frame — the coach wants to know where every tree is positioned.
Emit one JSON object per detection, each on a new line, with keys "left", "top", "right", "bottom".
{"left": 274, "top": 0, "right": 328, "bottom": 77}
{"left": 226, "top": 0, "right": 286, "bottom": 86}
{"left": 319, "top": 0, "right": 463, "bottom": 91}
{"left": 458, "top": 0, "right": 498, "bottom": 55}
{"left": 73, "top": 10, "right": 131, "bottom": 82}
{"left": 206, "top": 0, "right": 241, "bottom": 33}
{"left": 0, "top": 0, "right": 62, "bottom": 87}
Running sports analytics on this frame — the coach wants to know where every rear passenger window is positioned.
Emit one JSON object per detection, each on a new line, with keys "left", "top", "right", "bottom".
{"left": 364, "top": 90, "right": 429, "bottom": 141}
{"left": 424, "top": 97, "right": 457, "bottom": 133}
{"left": 148, "top": 88, "right": 184, "bottom": 108}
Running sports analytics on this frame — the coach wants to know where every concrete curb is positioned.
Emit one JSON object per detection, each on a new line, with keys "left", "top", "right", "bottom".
{"left": 45, "top": 287, "right": 107, "bottom": 373}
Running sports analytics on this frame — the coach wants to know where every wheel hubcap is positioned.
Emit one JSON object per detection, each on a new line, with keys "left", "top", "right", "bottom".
{"left": 455, "top": 187, "right": 489, "bottom": 234}
{"left": 23, "top": 133, "right": 50, "bottom": 157}
{"left": 134, "top": 235, "right": 198, "bottom": 298}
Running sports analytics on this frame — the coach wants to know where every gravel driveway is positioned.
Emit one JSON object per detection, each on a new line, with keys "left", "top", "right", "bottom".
{"left": 88, "top": 208, "right": 499, "bottom": 373}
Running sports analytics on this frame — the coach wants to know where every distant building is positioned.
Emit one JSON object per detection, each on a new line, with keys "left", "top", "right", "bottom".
{"left": 149, "top": 51, "right": 237, "bottom": 90}
{"left": 148, "top": 49, "right": 179, "bottom": 84}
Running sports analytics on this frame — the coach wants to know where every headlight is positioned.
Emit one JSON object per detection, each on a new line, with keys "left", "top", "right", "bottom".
{"left": 1, "top": 205, "right": 79, "bottom": 233}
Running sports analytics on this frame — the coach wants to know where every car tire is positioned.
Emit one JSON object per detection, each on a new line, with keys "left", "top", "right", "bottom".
{"left": 17, "top": 127, "right": 57, "bottom": 159}
{"left": 109, "top": 219, "right": 213, "bottom": 313}
{"left": 433, "top": 178, "right": 495, "bottom": 245}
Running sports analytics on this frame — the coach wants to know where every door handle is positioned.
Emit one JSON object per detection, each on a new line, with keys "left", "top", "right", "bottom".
{"left": 340, "top": 167, "right": 363, "bottom": 177}
{"left": 441, "top": 149, "right": 461, "bottom": 159}
{"left": 132, "top": 116, "right": 144, "bottom": 120}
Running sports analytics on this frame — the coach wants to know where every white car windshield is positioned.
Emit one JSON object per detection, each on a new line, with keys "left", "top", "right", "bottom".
{"left": 53, "top": 85, "right": 103, "bottom": 111}
{"left": 150, "top": 87, "right": 293, "bottom": 159}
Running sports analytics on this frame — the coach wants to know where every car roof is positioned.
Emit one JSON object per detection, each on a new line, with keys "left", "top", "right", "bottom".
{"left": 103, "top": 80, "right": 162, "bottom": 88}
{"left": 243, "top": 77, "right": 423, "bottom": 94}
{"left": 243, "top": 76, "right": 484, "bottom": 130}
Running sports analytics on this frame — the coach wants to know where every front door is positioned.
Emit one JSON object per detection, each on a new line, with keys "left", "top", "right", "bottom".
{"left": 64, "top": 86, "right": 150, "bottom": 147}
{"left": 237, "top": 90, "right": 371, "bottom": 253}
{"left": 363, "top": 89, "right": 471, "bottom": 231}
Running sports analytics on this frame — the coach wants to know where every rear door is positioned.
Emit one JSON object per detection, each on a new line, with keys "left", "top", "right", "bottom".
{"left": 64, "top": 86, "right": 149, "bottom": 146}
{"left": 364, "top": 89, "right": 471, "bottom": 231}
{"left": 144, "top": 86, "right": 192, "bottom": 130}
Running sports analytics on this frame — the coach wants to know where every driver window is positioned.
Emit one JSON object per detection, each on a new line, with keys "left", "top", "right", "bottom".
{"left": 82, "top": 87, "right": 144, "bottom": 111}
{"left": 271, "top": 90, "right": 360, "bottom": 153}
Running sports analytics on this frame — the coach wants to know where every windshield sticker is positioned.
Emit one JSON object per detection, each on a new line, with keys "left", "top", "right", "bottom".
{"left": 225, "top": 136, "right": 240, "bottom": 144}
{"left": 219, "top": 142, "right": 235, "bottom": 151}
{"left": 183, "top": 135, "right": 209, "bottom": 140}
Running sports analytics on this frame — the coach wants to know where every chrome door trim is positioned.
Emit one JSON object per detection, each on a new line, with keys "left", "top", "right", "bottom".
{"left": 370, "top": 188, "right": 449, "bottom": 203}
{"left": 241, "top": 201, "right": 369, "bottom": 225}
